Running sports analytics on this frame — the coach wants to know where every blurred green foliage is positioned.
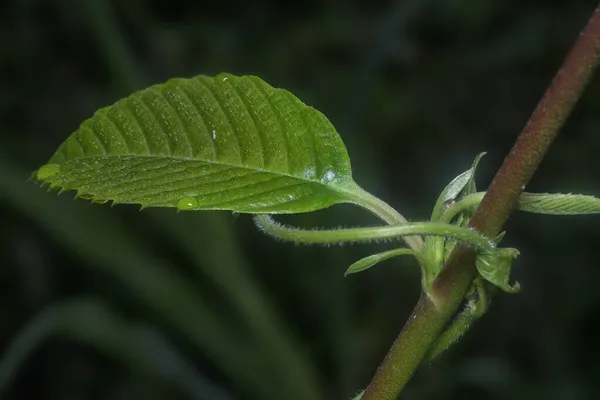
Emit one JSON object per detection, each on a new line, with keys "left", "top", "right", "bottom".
{"left": 2, "top": 1, "right": 600, "bottom": 399}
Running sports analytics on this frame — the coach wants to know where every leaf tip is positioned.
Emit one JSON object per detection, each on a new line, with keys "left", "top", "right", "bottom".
{"left": 503, "top": 281, "right": 521, "bottom": 293}
{"left": 35, "top": 163, "right": 61, "bottom": 182}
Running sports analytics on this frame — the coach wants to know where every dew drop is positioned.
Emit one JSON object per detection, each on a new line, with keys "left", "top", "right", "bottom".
{"left": 36, "top": 164, "right": 60, "bottom": 180}
{"left": 177, "top": 197, "right": 199, "bottom": 211}
{"left": 212, "top": 130, "right": 217, "bottom": 140}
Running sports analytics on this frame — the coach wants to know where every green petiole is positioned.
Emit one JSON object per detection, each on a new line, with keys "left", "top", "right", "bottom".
{"left": 253, "top": 215, "right": 496, "bottom": 251}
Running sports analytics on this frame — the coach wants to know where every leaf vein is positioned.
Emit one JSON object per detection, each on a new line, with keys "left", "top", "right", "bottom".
{"left": 113, "top": 171, "right": 262, "bottom": 197}
{"left": 174, "top": 86, "right": 216, "bottom": 158}
{"left": 149, "top": 86, "right": 193, "bottom": 157}
{"left": 249, "top": 79, "right": 292, "bottom": 174}
{"left": 80, "top": 123, "right": 107, "bottom": 155}
{"left": 136, "top": 92, "right": 173, "bottom": 155}
{"left": 193, "top": 77, "right": 243, "bottom": 163}
{"left": 228, "top": 80, "right": 267, "bottom": 167}
{"left": 100, "top": 110, "right": 132, "bottom": 154}
{"left": 208, "top": 181, "right": 309, "bottom": 208}
{"left": 58, "top": 158, "right": 189, "bottom": 189}
{"left": 121, "top": 100, "right": 152, "bottom": 154}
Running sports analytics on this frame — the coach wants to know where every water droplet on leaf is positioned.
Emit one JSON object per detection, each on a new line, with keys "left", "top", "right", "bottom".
{"left": 177, "top": 197, "right": 199, "bottom": 211}
{"left": 36, "top": 164, "right": 60, "bottom": 181}
{"left": 212, "top": 130, "right": 217, "bottom": 140}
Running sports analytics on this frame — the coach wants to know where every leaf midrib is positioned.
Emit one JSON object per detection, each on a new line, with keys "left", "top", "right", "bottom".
{"left": 54, "top": 153, "right": 359, "bottom": 198}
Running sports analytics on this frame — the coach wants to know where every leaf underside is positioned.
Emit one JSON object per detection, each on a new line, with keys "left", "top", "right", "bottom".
{"left": 36, "top": 73, "right": 359, "bottom": 213}
{"left": 519, "top": 192, "right": 600, "bottom": 214}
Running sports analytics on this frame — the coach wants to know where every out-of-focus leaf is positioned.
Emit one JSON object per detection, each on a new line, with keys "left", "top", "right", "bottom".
{"left": 0, "top": 297, "right": 231, "bottom": 400}
{"left": 148, "top": 210, "right": 324, "bottom": 399}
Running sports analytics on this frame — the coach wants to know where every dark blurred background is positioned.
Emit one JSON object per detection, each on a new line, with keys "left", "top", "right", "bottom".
{"left": 2, "top": 1, "right": 600, "bottom": 399}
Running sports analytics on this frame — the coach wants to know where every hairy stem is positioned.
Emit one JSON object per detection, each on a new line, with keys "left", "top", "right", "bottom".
{"left": 348, "top": 187, "right": 424, "bottom": 251}
{"left": 254, "top": 215, "right": 495, "bottom": 251}
{"left": 424, "top": 301, "right": 477, "bottom": 362}
{"left": 440, "top": 193, "right": 485, "bottom": 223}
{"left": 362, "top": 4, "right": 600, "bottom": 399}
{"left": 425, "top": 278, "right": 489, "bottom": 362}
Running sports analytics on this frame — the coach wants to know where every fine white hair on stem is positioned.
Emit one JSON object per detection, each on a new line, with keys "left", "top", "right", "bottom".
{"left": 253, "top": 214, "right": 496, "bottom": 251}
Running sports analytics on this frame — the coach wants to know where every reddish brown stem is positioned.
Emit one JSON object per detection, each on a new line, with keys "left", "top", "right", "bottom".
{"left": 362, "top": 4, "right": 600, "bottom": 399}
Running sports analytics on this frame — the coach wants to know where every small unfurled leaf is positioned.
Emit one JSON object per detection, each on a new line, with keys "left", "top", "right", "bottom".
{"left": 35, "top": 73, "right": 365, "bottom": 214}
{"left": 425, "top": 153, "right": 486, "bottom": 279}
{"left": 430, "top": 152, "right": 486, "bottom": 222}
{"left": 518, "top": 192, "right": 600, "bottom": 215}
{"left": 463, "top": 152, "right": 486, "bottom": 198}
{"left": 344, "top": 248, "right": 420, "bottom": 276}
{"left": 430, "top": 171, "right": 471, "bottom": 223}
{"left": 493, "top": 231, "right": 506, "bottom": 244}
{"left": 475, "top": 248, "right": 520, "bottom": 293}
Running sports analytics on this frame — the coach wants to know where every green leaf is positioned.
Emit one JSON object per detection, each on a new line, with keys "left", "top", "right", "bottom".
{"left": 35, "top": 73, "right": 362, "bottom": 213}
{"left": 344, "top": 248, "right": 421, "bottom": 276}
{"left": 430, "top": 171, "right": 471, "bottom": 223}
{"left": 429, "top": 152, "right": 486, "bottom": 222}
{"left": 518, "top": 192, "right": 600, "bottom": 215}
{"left": 475, "top": 248, "right": 520, "bottom": 293}
{"left": 463, "top": 152, "right": 485, "bottom": 198}
{"left": 425, "top": 153, "right": 486, "bottom": 281}
{"left": 493, "top": 231, "right": 506, "bottom": 244}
